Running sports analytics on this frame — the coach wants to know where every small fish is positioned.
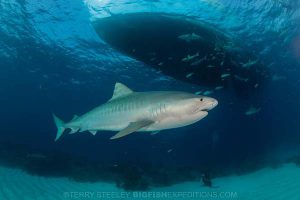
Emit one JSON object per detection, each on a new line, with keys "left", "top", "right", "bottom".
{"left": 195, "top": 91, "right": 203, "bottom": 95}
{"left": 186, "top": 73, "right": 194, "bottom": 78}
{"left": 191, "top": 56, "right": 207, "bottom": 66}
{"left": 71, "top": 79, "right": 81, "bottom": 85}
{"left": 272, "top": 74, "right": 286, "bottom": 81}
{"left": 182, "top": 52, "right": 199, "bottom": 62}
{"left": 203, "top": 90, "right": 214, "bottom": 95}
{"left": 234, "top": 75, "right": 249, "bottom": 82}
{"left": 245, "top": 105, "right": 261, "bottom": 116}
{"left": 242, "top": 59, "right": 258, "bottom": 69}
{"left": 254, "top": 83, "right": 259, "bottom": 88}
{"left": 215, "top": 86, "right": 224, "bottom": 90}
{"left": 178, "top": 33, "right": 203, "bottom": 42}
{"left": 221, "top": 73, "right": 231, "bottom": 79}
{"left": 167, "top": 149, "right": 173, "bottom": 153}
{"left": 223, "top": 45, "right": 242, "bottom": 54}
{"left": 43, "top": 74, "right": 49, "bottom": 79}
{"left": 158, "top": 62, "right": 164, "bottom": 66}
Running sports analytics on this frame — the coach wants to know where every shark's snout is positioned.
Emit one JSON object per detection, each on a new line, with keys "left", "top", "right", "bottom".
{"left": 210, "top": 99, "right": 218, "bottom": 109}
{"left": 201, "top": 98, "right": 218, "bottom": 111}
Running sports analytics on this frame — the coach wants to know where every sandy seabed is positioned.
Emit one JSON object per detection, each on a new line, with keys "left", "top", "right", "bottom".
{"left": 0, "top": 163, "right": 299, "bottom": 200}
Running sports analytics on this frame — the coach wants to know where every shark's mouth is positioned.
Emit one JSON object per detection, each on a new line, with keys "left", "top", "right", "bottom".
{"left": 201, "top": 108, "right": 210, "bottom": 112}
{"left": 200, "top": 110, "right": 208, "bottom": 115}
{"left": 191, "top": 107, "right": 209, "bottom": 114}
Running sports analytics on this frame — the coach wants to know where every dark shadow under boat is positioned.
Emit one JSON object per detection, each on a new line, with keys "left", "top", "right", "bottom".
{"left": 93, "top": 12, "right": 270, "bottom": 98}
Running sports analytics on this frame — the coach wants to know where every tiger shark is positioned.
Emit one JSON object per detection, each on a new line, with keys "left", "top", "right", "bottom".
{"left": 53, "top": 82, "right": 218, "bottom": 141}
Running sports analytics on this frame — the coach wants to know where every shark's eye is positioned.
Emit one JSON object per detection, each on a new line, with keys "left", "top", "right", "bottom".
{"left": 200, "top": 98, "right": 203, "bottom": 101}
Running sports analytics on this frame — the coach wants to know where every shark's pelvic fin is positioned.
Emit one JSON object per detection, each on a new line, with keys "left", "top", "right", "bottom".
{"left": 53, "top": 114, "right": 65, "bottom": 141}
{"left": 110, "top": 120, "right": 154, "bottom": 140}
{"left": 110, "top": 82, "right": 134, "bottom": 101}
{"left": 150, "top": 131, "right": 160, "bottom": 136}
{"left": 89, "top": 130, "right": 97, "bottom": 135}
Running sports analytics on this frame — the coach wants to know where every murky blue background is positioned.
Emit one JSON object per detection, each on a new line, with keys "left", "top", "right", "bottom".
{"left": 0, "top": 0, "right": 300, "bottom": 172}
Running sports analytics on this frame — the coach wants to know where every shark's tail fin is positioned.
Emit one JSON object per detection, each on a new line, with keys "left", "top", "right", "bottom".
{"left": 53, "top": 114, "right": 65, "bottom": 141}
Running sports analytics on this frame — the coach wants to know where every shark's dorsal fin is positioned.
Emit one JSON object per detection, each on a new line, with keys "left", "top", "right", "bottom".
{"left": 110, "top": 82, "right": 133, "bottom": 101}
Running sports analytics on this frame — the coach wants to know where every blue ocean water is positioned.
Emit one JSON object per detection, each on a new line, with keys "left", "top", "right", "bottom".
{"left": 1, "top": 0, "right": 300, "bottom": 195}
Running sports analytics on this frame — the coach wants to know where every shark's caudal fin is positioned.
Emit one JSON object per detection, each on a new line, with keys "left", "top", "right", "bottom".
{"left": 52, "top": 114, "right": 66, "bottom": 141}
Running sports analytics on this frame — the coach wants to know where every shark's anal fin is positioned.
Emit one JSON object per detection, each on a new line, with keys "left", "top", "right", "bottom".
{"left": 70, "top": 127, "right": 80, "bottom": 134}
{"left": 110, "top": 120, "right": 154, "bottom": 140}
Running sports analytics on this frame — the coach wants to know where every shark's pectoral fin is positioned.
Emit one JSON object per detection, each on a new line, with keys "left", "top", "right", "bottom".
{"left": 110, "top": 120, "right": 154, "bottom": 140}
